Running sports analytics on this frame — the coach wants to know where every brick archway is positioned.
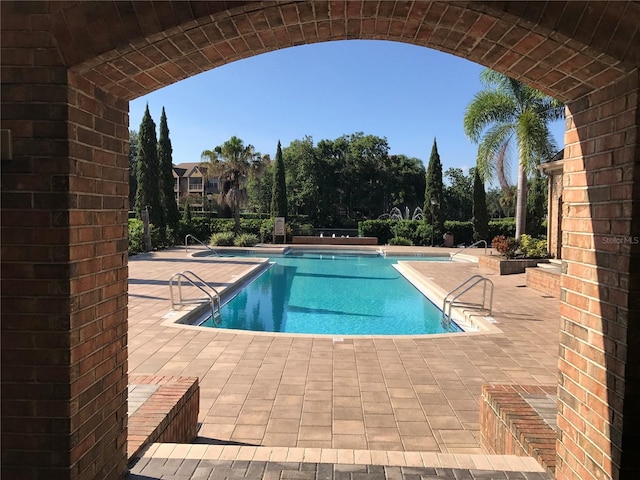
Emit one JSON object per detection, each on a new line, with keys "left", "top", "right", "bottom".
{"left": 2, "top": 2, "right": 639, "bottom": 479}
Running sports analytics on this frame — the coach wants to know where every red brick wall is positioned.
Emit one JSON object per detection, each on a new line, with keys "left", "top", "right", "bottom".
{"left": 1, "top": 3, "right": 129, "bottom": 478}
{"left": 558, "top": 71, "right": 640, "bottom": 480}
{"left": 526, "top": 268, "right": 561, "bottom": 298}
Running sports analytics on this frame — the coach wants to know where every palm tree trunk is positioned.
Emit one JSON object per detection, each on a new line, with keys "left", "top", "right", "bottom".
{"left": 515, "top": 159, "right": 528, "bottom": 239}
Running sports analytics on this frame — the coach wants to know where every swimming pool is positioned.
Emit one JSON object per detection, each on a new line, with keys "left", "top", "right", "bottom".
{"left": 197, "top": 250, "right": 462, "bottom": 335}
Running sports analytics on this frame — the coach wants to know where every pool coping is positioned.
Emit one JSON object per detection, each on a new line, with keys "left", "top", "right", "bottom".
{"left": 161, "top": 250, "right": 501, "bottom": 339}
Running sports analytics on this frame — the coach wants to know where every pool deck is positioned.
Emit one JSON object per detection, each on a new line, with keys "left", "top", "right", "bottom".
{"left": 127, "top": 245, "right": 559, "bottom": 479}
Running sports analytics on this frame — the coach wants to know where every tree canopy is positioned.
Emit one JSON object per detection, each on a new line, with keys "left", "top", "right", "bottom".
{"left": 201, "top": 136, "right": 257, "bottom": 233}
{"left": 463, "top": 69, "right": 563, "bottom": 238}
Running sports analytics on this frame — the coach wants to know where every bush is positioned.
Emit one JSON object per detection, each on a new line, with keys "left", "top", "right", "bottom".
{"left": 412, "top": 223, "right": 432, "bottom": 246}
{"left": 210, "top": 218, "right": 235, "bottom": 234}
{"left": 210, "top": 232, "right": 235, "bottom": 246}
{"left": 234, "top": 233, "right": 259, "bottom": 247}
{"left": 488, "top": 218, "right": 516, "bottom": 239}
{"left": 491, "top": 235, "right": 520, "bottom": 259}
{"left": 443, "top": 221, "right": 473, "bottom": 245}
{"left": 128, "top": 219, "right": 145, "bottom": 255}
{"left": 519, "top": 234, "right": 549, "bottom": 259}
{"left": 359, "top": 220, "right": 394, "bottom": 245}
{"left": 296, "top": 223, "right": 315, "bottom": 236}
{"left": 389, "top": 236, "right": 413, "bottom": 246}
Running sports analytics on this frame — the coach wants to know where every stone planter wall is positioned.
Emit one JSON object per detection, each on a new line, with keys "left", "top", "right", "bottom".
{"left": 479, "top": 255, "right": 549, "bottom": 275}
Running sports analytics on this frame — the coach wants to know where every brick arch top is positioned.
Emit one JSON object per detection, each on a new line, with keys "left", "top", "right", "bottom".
{"left": 54, "top": 1, "right": 639, "bottom": 102}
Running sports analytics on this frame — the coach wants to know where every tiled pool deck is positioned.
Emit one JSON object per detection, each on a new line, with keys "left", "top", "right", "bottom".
{"left": 127, "top": 245, "right": 559, "bottom": 479}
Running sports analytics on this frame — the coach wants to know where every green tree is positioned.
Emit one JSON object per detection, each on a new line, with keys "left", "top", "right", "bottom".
{"left": 128, "top": 129, "right": 139, "bottom": 212}
{"left": 246, "top": 153, "right": 272, "bottom": 217}
{"left": 157, "top": 107, "right": 180, "bottom": 232}
{"left": 526, "top": 171, "right": 548, "bottom": 236}
{"left": 135, "top": 104, "right": 162, "bottom": 226}
{"left": 271, "top": 141, "right": 288, "bottom": 219}
{"left": 463, "top": 69, "right": 564, "bottom": 238}
{"left": 424, "top": 138, "right": 444, "bottom": 236}
{"left": 473, "top": 168, "right": 489, "bottom": 242}
{"left": 201, "top": 136, "right": 256, "bottom": 234}
{"left": 442, "top": 167, "right": 472, "bottom": 222}
{"left": 387, "top": 155, "right": 426, "bottom": 216}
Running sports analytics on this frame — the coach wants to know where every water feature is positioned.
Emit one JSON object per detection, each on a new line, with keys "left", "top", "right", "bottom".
{"left": 378, "top": 206, "right": 424, "bottom": 220}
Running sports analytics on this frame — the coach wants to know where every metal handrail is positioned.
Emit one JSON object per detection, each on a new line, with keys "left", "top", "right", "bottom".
{"left": 169, "top": 270, "right": 221, "bottom": 325}
{"left": 450, "top": 239, "right": 488, "bottom": 257}
{"left": 185, "top": 234, "right": 218, "bottom": 255}
{"left": 442, "top": 274, "right": 493, "bottom": 325}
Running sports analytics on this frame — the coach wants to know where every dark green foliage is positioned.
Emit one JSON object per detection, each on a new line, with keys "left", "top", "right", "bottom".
{"left": 473, "top": 169, "right": 489, "bottom": 241}
{"left": 488, "top": 218, "right": 516, "bottom": 238}
{"left": 443, "top": 168, "right": 473, "bottom": 221}
{"left": 128, "top": 130, "right": 139, "bottom": 211}
{"left": 210, "top": 218, "right": 235, "bottom": 234}
{"left": 135, "top": 104, "right": 162, "bottom": 225}
{"left": 271, "top": 141, "right": 287, "bottom": 218}
{"left": 424, "top": 138, "right": 444, "bottom": 232}
{"left": 182, "top": 201, "right": 193, "bottom": 224}
{"left": 526, "top": 172, "right": 548, "bottom": 236}
{"left": 158, "top": 107, "right": 180, "bottom": 230}
{"left": 443, "top": 221, "right": 474, "bottom": 246}
{"left": 358, "top": 220, "right": 395, "bottom": 245}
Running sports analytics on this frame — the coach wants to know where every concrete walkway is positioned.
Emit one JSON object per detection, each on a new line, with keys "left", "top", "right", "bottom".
{"left": 127, "top": 245, "right": 560, "bottom": 478}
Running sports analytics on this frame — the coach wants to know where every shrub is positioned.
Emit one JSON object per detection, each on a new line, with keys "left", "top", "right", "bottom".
{"left": 412, "top": 223, "right": 432, "bottom": 246}
{"left": 488, "top": 218, "right": 516, "bottom": 239}
{"left": 492, "top": 235, "right": 520, "bottom": 259}
{"left": 296, "top": 223, "right": 315, "bottom": 236}
{"left": 210, "top": 218, "right": 235, "bottom": 234}
{"left": 389, "top": 236, "right": 413, "bottom": 246}
{"left": 128, "top": 219, "right": 145, "bottom": 254}
{"left": 234, "top": 233, "right": 259, "bottom": 247}
{"left": 519, "top": 234, "right": 549, "bottom": 259}
{"left": 359, "top": 220, "right": 394, "bottom": 245}
{"left": 443, "top": 221, "right": 473, "bottom": 245}
{"left": 210, "top": 231, "right": 235, "bottom": 246}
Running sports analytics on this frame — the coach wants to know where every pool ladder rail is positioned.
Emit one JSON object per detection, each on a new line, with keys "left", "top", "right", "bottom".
{"left": 450, "top": 239, "right": 488, "bottom": 258}
{"left": 185, "top": 234, "right": 219, "bottom": 255}
{"left": 442, "top": 274, "right": 493, "bottom": 327}
{"left": 169, "top": 270, "right": 221, "bottom": 325}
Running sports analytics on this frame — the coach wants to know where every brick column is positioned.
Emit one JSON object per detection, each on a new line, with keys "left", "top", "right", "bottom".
{"left": 558, "top": 71, "right": 640, "bottom": 480}
{"left": 1, "top": 4, "right": 130, "bottom": 479}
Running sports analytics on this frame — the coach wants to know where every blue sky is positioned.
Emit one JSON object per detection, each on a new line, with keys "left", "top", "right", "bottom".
{"left": 130, "top": 40, "right": 565, "bottom": 184}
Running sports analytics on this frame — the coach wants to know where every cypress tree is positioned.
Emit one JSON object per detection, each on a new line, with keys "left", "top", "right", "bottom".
{"left": 128, "top": 129, "right": 139, "bottom": 212}
{"left": 135, "top": 104, "right": 162, "bottom": 226}
{"left": 158, "top": 107, "right": 180, "bottom": 232}
{"left": 473, "top": 168, "right": 489, "bottom": 242}
{"left": 424, "top": 138, "right": 444, "bottom": 236}
{"left": 271, "top": 140, "right": 287, "bottom": 218}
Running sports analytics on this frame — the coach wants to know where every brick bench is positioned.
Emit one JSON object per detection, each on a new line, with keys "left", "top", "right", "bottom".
{"left": 480, "top": 384, "right": 557, "bottom": 474}
{"left": 127, "top": 375, "right": 200, "bottom": 461}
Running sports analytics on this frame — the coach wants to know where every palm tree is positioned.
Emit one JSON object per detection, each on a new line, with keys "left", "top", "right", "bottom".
{"left": 463, "top": 69, "right": 564, "bottom": 239}
{"left": 201, "top": 136, "right": 257, "bottom": 234}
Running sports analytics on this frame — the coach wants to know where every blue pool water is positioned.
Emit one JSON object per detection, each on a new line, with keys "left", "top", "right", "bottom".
{"left": 199, "top": 251, "right": 462, "bottom": 335}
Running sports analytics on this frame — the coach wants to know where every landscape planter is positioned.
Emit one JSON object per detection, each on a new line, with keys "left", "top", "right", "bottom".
{"left": 479, "top": 255, "right": 549, "bottom": 275}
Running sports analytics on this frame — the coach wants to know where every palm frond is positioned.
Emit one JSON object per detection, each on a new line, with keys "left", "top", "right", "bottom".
{"left": 464, "top": 90, "right": 516, "bottom": 142}
{"left": 476, "top": 123, "right": 514, "bottom": 186}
